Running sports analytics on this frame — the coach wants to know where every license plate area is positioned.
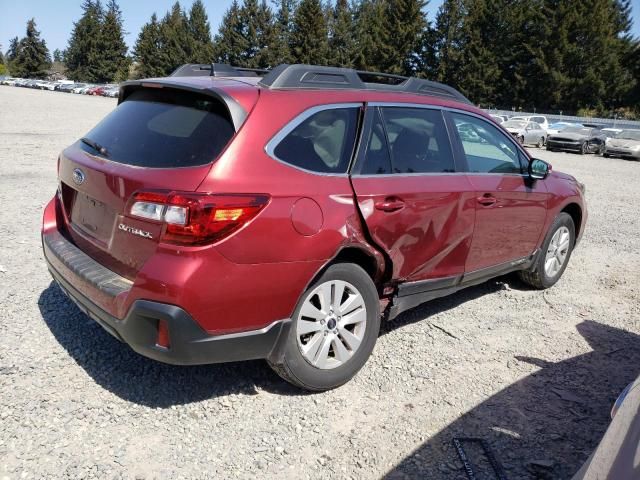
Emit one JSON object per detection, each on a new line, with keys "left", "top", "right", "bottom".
{"left": 70, "top": 193, "right": 116, "bottom": 245}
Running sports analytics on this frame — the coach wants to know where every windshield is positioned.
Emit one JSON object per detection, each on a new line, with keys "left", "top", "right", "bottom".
{"left": 81, "top": 88, "right": 235, "bottom": 168}
{"left": 616, "top": 130, "right": 640, "bottom": 141}
{"left": 504, "top": 120, "right": 526, "bottom": 128}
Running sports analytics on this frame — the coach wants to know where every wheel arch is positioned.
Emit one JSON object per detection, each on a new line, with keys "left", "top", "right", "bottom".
{"left": 561, "top": 202, "right": 583, "bottom": 239}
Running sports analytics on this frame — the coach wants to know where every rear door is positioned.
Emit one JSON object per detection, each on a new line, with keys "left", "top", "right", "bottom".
{"left": 350, "top": 105, "right": 475, "bottom": 282}
{"left": 447, "top": 111, "right": 549, "bottom": 272}
{"left": 57, "top": 86, "right": 244, "bottom": 279}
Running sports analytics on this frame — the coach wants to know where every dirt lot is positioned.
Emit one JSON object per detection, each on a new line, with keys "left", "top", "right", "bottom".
{"left": 0, "top": 86, "right": 639, "bottom": 480}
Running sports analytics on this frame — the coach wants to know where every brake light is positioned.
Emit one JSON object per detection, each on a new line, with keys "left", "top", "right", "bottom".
{"left": 127, "top": 191, "right": 269, "bottom": 246}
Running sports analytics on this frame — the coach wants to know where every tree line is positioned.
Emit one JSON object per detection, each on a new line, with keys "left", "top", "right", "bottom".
{"left": 2, "top": 0, "right": 639, "bottom": 116}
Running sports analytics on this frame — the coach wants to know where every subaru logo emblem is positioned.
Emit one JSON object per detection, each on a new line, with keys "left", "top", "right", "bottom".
{"left": 72, "top": 168, "right": 85, "bottom": 185}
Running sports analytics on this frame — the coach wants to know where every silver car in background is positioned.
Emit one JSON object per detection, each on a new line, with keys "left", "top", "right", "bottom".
{"left": 603, "top": 129, "right": 640, "bottom": 160}
{"left": 503, "top": 120, "right": 547, "bottom": 147}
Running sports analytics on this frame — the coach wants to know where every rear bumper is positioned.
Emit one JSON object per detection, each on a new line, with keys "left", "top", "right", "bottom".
{"left": 43, "top": 230, "right": 291, "bottom": 365}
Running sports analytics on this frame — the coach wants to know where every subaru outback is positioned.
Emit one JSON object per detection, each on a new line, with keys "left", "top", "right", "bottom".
{"left": 42, "top": 63, "right": 587, "bottom": 391}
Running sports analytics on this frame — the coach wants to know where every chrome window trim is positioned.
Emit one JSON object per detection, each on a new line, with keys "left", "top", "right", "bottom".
{"left": 264, "top": 102, "right": 363, "bottom": 177}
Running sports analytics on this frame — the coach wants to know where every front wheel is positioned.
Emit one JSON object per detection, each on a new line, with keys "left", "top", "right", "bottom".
{"left": 580, "top": 142, "right": 588, "bottom": 155}
{"left": 268, "top": 263, "right": 380, "bottom": 391}
{"left": 519, "top": 212, "right": 575, "bottom": 289}
{"left": 536, "top": 137, "right": 545, "bottom": 148}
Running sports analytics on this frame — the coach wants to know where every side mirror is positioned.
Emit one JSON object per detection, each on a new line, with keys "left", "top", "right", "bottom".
{"left": 529, "top": 158, "right": 550, "bottom": 180}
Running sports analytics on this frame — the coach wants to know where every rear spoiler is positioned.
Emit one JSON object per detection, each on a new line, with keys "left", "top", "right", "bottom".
{"left": 118, "top": 79, "right": 248, "bottom": 131}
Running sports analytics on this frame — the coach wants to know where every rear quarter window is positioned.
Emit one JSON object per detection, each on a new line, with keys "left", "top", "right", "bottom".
{"left": 271, "top": 107, "right": 360, "bottom": 174}
{"left": 80, "top": 88, "right": 235, "bottom": 168}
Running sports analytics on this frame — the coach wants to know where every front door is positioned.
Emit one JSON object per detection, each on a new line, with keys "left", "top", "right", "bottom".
{"left": 350, "top": 105, "right": 475, "bottom": 282}
{"left": 447, "top": 111, "right": 549, "bottom": 273}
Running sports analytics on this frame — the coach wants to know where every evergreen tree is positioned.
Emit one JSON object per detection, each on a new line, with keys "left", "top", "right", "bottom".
{"left": 353, "top": 0, "right": 388, "bottom": 71}
{"left": 383, "top": 0, "right": 428, "bottom": 75}
{"left": 65, "top": 0, "right": 104, "bottom": 81}
{"left": 237, "top": 0, "right": 276, "bottom": 68}
{"left": 214, "top": 1, "right": 248, "bottom": 65}
{"left": 11, "top": 19, "right": 51, "bottom": 78}
{"left": 159, "top": 2, "right": 192, "bottom": 74}
{"left": 270, "top": 0, "right": 295, "bottom": 64}
{"left": 432, "top": 0, "right": 466, "bottom": 87}
{"left": 187, "top": 0, "right": 215, "bottom": 62}
{"left": 290, "top": 0, "right": 328, "bottom": 64}
{"left": 6, "top": 37, "right": 20, "bottom": 73}
{"left": 53, "top": 49, "right": 63, "bottom": 63}
{"left": 133, "top": 13, "right": 165, "bottom": 78}
{"left": 328, "top": 0, "right": 355, "bottom": 68}
{"left": 99, "top": 0, "right": 130, "bottom": 82}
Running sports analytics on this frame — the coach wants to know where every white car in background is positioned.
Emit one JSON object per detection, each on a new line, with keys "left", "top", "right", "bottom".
{"left": 503, "top": 119, "right": 547, "bottom": 147}
{"left": 547, "top": 122, "right": 582, "bottom": 136}
{"left": 489, "top": 114, "right": 505, "bottom": 124}
{"left": 510, "top": 115, "right": 549, "bottom": 131}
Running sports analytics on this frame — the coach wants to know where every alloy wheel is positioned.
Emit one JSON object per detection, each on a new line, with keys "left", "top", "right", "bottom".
{"left": 544, "top": 226, "right": 571, "bottom": 277}
{"left": 296, "top": 280, "right": 367, "bottom": 370}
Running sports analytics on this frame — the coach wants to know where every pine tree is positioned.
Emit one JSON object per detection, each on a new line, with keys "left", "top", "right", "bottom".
{"left": 187, "top": 0, "right": 215, "bottom": 63}
{"left": 353, "top": 0, "right": 388, "bottom": 71}
{"left": 11, "top": 19, "right": 51, "bottom": 78}
{"left": 383, "top": 0, "right": 428, "bottom": 75}
{"left": 133, "top": 13, "right": 166, "bottom": 78}
{"left": 99, "top": 0, "right": 130, "bottom": 82}
{"left": 270, "top": 0, "right": 295, "bottom": 64}
{"left": 328, "top": 0, "right": 355, "bottom": 68}
{"left": 53, "top": 49, "right": 63, "bottom": 63}
{"left": 290, "top": 0, "right": 328, "bottom": 64}
{"left": 65, "top": 0, "right": 104, "bottom": 81}
{"left": 432, "top": 0, "right": 466, "bottom": 87}
{"left": 214, "top": 1, "right": 248, "bottom": 65}
{"left": 159, "top": 2, "right": 192, "bottom": 74}
{"left": 6, "top": 37, "right": 20, "bottom": 73}
{"left": 237, "top": 0, "right": 276, "bottom": 68}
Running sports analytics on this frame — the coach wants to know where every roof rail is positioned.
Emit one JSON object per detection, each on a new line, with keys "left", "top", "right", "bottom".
{"left": 170, "top": 63, "right": 269, "bottom": 78}
{"left": 259, "top": 64, "right": 472, "bottom": 104}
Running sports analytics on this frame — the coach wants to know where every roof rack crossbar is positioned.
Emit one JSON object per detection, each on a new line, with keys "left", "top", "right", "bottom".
{"left": 170, "top": 63, "right": 268, "bottom": 78}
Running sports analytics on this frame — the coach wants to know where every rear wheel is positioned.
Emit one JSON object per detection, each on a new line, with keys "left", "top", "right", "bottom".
{"left": 518, "top": 135, "right": 524, "bottom": 145}
{"left": 268, "top": 263, "right": 380, "bottom": 391}
{"left": 519, "top": 212, "right": 575, "bottom": 289}
{"left": 536, "top": 137, "right": 545, "bottom": 148}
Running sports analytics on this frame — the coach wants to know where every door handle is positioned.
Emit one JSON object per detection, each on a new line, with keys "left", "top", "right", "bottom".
{"left": 375, "top": 198, "right": 405, "bottom": 212}
{"left": 477, "top": 194, "right": 497, "bottom": 206}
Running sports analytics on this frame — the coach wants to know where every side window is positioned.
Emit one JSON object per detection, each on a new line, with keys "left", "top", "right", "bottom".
{"left": 361, "top": 109, "right": 392, "bottom": 174}
{"left": 451, "top": 113, "right": 522, "bottom": 174}
{"left": 380, "top": 107, "right": 454, "bottom": 173}
{"left": 272, "top": 107, "right": 359, "bottom": 174}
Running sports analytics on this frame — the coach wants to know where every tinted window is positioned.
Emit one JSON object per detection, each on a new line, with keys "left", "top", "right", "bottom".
{"left": 273, "top": 108, "right": 359, "bottom": 174}
{"left": 380, "top": 107, "right": 454, "bottom": 173}
{"left": 361, "top": 109, "right": 392, "bottom": 174}
{"left": 452, "top": 113, "right": 522, "bottom": 174}
{"left": 82, "top": 89, "right": 235, "bottom": 168}
{"left": 531, "top": 116, "right": 545, "bottom": 124}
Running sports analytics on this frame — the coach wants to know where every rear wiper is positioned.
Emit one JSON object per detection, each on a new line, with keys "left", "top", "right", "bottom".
{"left": 81, "top": 137, "right": 109, "bottom": 157}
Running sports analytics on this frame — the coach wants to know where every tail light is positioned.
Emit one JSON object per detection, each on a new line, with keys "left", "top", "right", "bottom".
{"left": 127, "top": 190, "right": 269, "bottom": 246}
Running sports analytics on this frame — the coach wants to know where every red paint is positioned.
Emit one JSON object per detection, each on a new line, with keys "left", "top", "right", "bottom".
{"left": 42, "top": 75, "right": 587, "bottom": 337}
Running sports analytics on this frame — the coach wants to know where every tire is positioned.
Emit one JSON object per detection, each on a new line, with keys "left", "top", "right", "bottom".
{"left": 518, "top": 135, "right": 524, "bottom": 145}
{"left": 519, "top": 212, "right": 575, "bottom": 289}
{"left": 598, "top": 144, "right": 605, "bottom": 155}
{"left": 579, "top": 142, "right": 588, "bottom": 155}
{"left": 268, "top": 263, "right": 380, "bottom": 391}
{"left": 536, "top": 137, "right": 544, "bottom": 148}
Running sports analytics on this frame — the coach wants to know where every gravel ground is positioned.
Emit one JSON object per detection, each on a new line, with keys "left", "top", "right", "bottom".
{"left": 0, "top": 86, "right": 639, "bottom": 480}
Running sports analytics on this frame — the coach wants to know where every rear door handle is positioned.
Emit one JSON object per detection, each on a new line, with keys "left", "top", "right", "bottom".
{"left": 375, "top": 198, "right": 405, "bottom": 212}
{"left": 477, "top": 194, "right": 497, "bottom": 207}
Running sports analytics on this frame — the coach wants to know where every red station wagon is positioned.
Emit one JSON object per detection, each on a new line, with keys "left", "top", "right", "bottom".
{"left": 42, "top": 64, "right": 587, "bottom": 390}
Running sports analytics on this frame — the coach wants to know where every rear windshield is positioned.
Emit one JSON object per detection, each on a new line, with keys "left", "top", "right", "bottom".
{"left": 80, "top": 88, "right": 235, "bottom": 168}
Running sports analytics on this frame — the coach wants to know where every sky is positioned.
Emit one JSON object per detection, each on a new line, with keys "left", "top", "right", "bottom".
{"left": 1, "top": 0, "right": 639, "bottom": 55}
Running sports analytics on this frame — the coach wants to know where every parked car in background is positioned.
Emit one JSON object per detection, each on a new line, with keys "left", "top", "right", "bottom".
{"left": 547, "top": 122, "right": 582, "bottom": 136}
{"left": 601, "top": 127, "right": 623, "bottom": 138}
{"left": 603, "top": 129, "right": 640, "bottom": 160}
{"left": 489, "top": 114, "right": 505, "bottom": 124}
{"left": 41, "top": 63, "right": 587, "bottom": 391}
{"left": 102, "top": 86, "right": 120, "bottom": 97}
{"left": 510, "top": 115, "right": 549, "bottom": 131}
{"left": 503, "top": 119, "right": 547, "bottom": 147}
{"left": 547, "top": 126, "right": 607, "bottom": 154}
